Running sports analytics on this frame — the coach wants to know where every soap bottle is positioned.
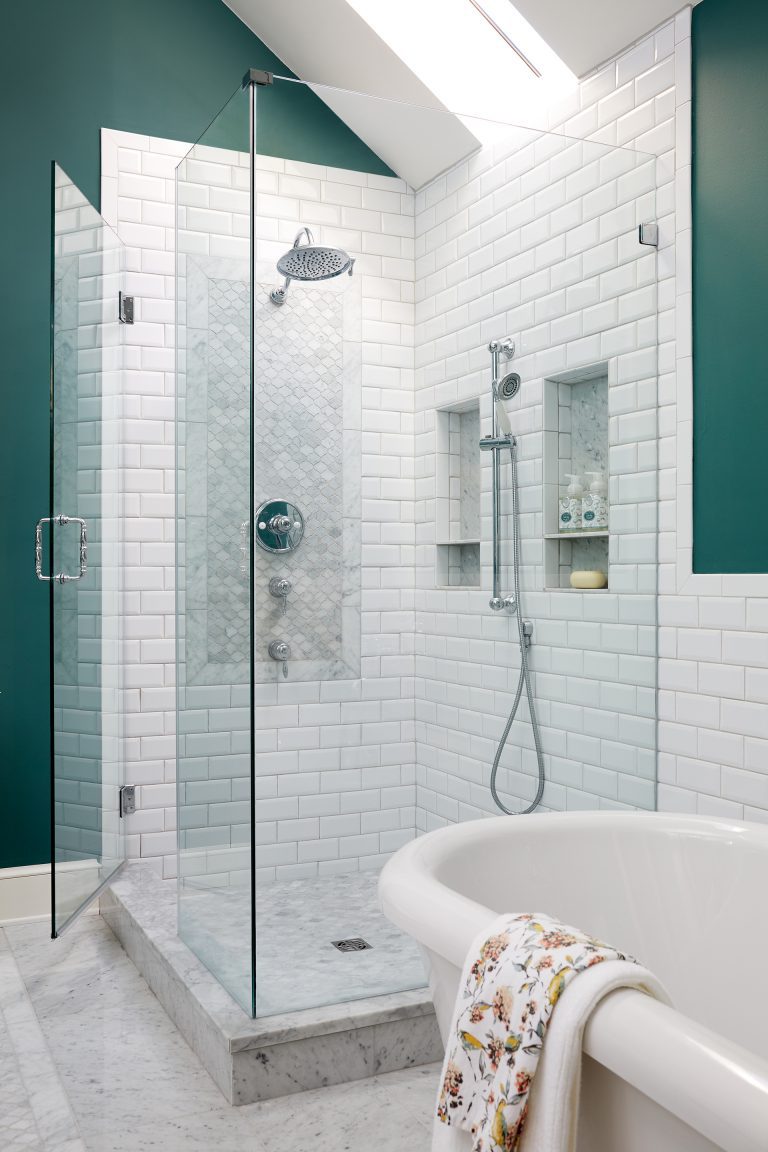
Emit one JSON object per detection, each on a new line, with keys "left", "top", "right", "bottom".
{"left": 558, "top": 474, "right": 583, "bottom": 532}
{"left": 582, "top": 471, "right": 608, "bottom": 530}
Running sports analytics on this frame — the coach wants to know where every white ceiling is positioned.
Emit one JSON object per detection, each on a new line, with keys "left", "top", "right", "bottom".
{"left": 512, "top": 0, "right": 703, "bottom": 77}
{"left": 225, "top": 0, "right": 699, "bottom": 186}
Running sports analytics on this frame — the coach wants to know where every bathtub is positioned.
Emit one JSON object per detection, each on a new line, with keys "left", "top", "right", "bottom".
{"left": 379, "top": 811, "right": 768, "bottom": 1152}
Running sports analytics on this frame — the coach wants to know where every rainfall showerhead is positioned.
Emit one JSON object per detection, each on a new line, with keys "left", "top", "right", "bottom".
{"left": 270, "top": 228, "right": 354, "bottom": 305}
{"left": 496, "top": 372, "right": 521, "bottom": 400}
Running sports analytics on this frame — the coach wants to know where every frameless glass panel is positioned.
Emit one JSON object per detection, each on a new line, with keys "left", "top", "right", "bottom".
{"left": 247, "top": 77, "right": 658, "bottom": 1016}
{"left": 175, "top": 84, "right": 254, "bottom": 1014}
{"left": 51, "top": 164, "right": 125, "bottom": 935}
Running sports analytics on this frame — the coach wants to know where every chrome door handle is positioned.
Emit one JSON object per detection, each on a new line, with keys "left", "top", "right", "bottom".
{"left": 35, "top": 514, "right": 87, "bottom": 583}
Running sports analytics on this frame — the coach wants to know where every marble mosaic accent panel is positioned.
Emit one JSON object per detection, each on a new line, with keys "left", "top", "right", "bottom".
{"left": 182, "top": 260, "right": 360, "bottom": 686}
{"left": 184, "top": 258, "right": 251, "bottom": 686}
{"left": 252, "top": 278, "right": 361, "bottom": 682}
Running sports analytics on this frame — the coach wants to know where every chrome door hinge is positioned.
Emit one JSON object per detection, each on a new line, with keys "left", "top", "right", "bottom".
{"left": 118, "top": 291, "right": 134, "bottom": 324}
{"left": 638, "top": 223, "right": 658, "bottom": 247}
{"left": 242, "top": 68, "right": 273, "bottom": 87}
{"left": 119, "top": 786, "right": 136, "bottom": 817}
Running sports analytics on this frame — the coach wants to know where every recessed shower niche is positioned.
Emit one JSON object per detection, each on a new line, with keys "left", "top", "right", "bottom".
{"left": 435, "top": 401, "right": 481, "bottom": 587}
{"left": 543, "top": 366, "right": 610, "bottom": 591}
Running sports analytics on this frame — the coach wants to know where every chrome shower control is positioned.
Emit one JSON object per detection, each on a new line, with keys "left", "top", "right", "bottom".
{"left": 522, "top": 620, "right": 533, "bottom": 648}
{"left": 268, "top": 639, "right": 291, "bottom": 678}
{"left": 490, "top": 595, "right": 517, "bottom": 613}
{"left": 269, "top": 576, "right": 292, "bottom": 614}
{"left": 255, "top": 500, "right": 304, "bottom": 554}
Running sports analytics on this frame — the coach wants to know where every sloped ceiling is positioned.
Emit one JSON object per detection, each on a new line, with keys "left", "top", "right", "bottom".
{"left": 224, "top": 0, "right": 480, "bottom": 187}
{"left": 512, "top": 0, "right": 704, "bottom": 77}
{"left": 225, "top": 0, "right": 702, "bottom": 185}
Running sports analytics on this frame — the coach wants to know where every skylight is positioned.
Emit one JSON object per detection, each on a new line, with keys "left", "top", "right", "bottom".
{"left": 344, "top": 0, "right": 576, "bottom": 139}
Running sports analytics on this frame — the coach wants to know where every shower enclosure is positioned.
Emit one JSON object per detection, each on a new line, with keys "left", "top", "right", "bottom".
{"left": 175, "top": 74, "right": 659, "bottom": 1017}
{"left": 47, "top": 165, "right": 125, "bottom": 937}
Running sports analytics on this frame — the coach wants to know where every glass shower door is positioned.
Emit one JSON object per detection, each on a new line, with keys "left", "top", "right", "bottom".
{"left": 175, "top": 85, "right": 255, "bottom": 1014}
{"left": 48, "top": 164, "right": 125, "bottom": 935}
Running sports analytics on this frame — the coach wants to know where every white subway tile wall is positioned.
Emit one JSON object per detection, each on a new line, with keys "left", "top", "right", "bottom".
{"left": 412, "top": 86, "right": 660, "bottom": 824}
{"left": 659, "top": 9, "right": 768, "bottom": 822}
{"left": 101, "top": 10, "right": 768, "bottom": 880}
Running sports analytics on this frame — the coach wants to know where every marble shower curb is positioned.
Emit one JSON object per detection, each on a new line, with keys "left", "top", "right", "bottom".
{"left": 100, "top": 866, "right": 443, "bottom": 1104}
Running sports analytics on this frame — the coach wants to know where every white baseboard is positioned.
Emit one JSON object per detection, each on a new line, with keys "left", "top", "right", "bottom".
{"left": 0, "top": 860, "right": 113, "bottom": 928}
{"left": 0, "top": 863, "right": 51, "bottom": 926}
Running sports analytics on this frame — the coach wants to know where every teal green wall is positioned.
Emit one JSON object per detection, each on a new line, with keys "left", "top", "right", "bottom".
{"left": 692, "top": 0, "right": 768, "bottom": 571}
{"left": 0, "top": 0, "right": 390, "bottom": 869}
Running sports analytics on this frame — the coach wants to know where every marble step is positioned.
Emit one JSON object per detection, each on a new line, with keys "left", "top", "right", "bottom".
{"left": 100, "top": 866, "right": 443, "bottom": 1105}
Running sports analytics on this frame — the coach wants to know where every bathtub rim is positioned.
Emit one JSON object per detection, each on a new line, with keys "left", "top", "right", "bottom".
{"left": 379, "top": 811, "right": 768, "bottom": 1152}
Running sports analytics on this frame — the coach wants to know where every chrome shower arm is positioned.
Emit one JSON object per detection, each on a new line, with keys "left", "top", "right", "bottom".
{"left": 270, "top": 276, "right": 291, "bottom": 306}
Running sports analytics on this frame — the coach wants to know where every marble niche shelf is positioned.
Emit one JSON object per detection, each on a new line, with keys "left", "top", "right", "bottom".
{"left": 543, "top": 364, "right": 610, "bottom": 592}
{"left": 435, "top": 399, "right": 481, "bottom": 588}
{"left": 543, "top": 530, "right": 609, "bottom": 540}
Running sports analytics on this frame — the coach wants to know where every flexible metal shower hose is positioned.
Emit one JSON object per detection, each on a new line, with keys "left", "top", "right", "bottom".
{"left": 489, "top": 436, "right": 546, "bottom": 815}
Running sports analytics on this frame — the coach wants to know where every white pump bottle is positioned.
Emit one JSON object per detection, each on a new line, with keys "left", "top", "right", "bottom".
{"left": 559, "top": 474, "right": 583, "bottom": 532}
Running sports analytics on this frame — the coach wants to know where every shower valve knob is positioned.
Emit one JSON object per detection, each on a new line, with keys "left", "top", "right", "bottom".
{"left": 269, "top": 576, "right": 292, "bottom": 614}
{"left": 268, "top": 639, "right": 291, "bottom": 678}
{"left": 267, "top": 514, "right": 293, "bottom": 534}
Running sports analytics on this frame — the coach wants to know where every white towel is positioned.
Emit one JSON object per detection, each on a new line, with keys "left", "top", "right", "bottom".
{"left": 521, "top": 958, "right": 669, "bottom": 1151}
{"left": 432, "top": 913, "right": 668, "bottom": 1152}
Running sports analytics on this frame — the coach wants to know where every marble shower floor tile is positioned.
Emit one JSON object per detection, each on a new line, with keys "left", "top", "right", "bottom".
{"left": 181, "top": 869, "right": 428, "bottom": 1016}
{"left": 3, "top": 914, "right": 440, "bottom": 1152}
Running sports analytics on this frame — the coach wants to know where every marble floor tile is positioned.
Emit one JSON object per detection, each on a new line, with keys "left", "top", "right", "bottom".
{"left": 5, "top": 919, "right": 229, "bottom": 1143}
{"left": 0, "top": 929, "right": 86, "bottom": 1152}
{"left": 96, "top": 1064, "right": 438, "bottom": 1152}
{"left": 3, "top": 914, "right": 439, "bottom": 1152}
{"left": 244, "top": 1063, "right": 438, "bottom": 1151}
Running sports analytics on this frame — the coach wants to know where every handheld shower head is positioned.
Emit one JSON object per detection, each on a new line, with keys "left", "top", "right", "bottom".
{"left": 496, "top": 371, "right": 521, "bottom": 400}
{"left": 270, "top": 227, "right": 355, "bottom": 305}
{"left": 492, "top": 372, "right": 521, "bottom": 434}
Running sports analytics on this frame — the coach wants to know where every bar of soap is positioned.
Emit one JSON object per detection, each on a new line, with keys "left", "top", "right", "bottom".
{"left": 570, "top": 570, "right": 608, "bottom": 589}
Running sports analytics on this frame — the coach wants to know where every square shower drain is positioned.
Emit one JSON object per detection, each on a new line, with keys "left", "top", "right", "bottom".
{"left": 331, "top": 937, "right": 372, "bottom": 952}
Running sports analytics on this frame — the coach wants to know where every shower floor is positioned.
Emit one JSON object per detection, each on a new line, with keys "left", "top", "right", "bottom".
{"left": 181, "top": 870, "right": 428, "bottom": 1017}
{"left": 103, "top": 865, "right": 441, "bottom": 1103}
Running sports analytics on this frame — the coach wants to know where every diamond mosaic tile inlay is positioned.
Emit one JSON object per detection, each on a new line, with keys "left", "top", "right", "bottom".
{"left": 253, "top": 283, "right": 345, "bottom": 667}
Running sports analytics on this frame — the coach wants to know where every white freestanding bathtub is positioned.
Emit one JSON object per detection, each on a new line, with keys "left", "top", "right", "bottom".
{"left": 380, "top": 811, "right": 768, "bottom": 1152}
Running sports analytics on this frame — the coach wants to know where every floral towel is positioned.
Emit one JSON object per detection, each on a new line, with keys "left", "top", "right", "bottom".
{"left": 436, "top": 912, "right": 636, "bottom": 1152}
